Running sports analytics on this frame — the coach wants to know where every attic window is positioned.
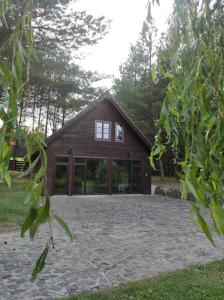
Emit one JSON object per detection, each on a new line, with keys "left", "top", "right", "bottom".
{"left": 95, "top": 121, "right": 111, "bottom": 141}
{"left": 115, "top": 123, "right": 124, "bottom": 142}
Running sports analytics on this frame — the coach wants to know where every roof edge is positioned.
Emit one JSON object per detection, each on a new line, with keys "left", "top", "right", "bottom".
{"left": 46, "top": 91, "right": 152, "bottom": 150}
{"left": 107, "top": 98, "right": 152, "bottom": 149}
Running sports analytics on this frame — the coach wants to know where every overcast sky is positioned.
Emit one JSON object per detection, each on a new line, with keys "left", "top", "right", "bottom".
{"left": 73, "top": 0, "right": 173, "bottom": 87}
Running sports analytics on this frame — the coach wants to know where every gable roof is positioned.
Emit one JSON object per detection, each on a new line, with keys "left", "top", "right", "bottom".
{"left": 46, "top": 92, "right": 152, "bottom": 149}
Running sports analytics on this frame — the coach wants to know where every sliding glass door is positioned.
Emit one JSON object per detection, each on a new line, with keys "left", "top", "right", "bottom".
{"left": 74, "top": 164, "right": 86, "bottom": 194}
{"left": 112, "top": 160, "right": 142, "bottom": 193}
{"left": 73, "top": 158, "right": 108, "bottom": 194}
{"left": 54, "top": 157, "right": 142, "bottom": 195}
{"left": 54, "top": 157, "right": 69, "bottom": 194}
{"left": 86, "top": 159, "right": 107, "bottom": 194}
{"left": 132, "top": 160, "right": 141, "bottom": 193}
{"left": 112, "top": 160, "right": 131, "bottom": 193}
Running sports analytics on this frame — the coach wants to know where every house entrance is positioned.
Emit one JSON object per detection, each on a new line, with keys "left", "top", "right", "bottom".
{"left": 112, "top": 160, "right": 142, "bottom": 193}
{"left": 73, "top": 157, "right": 108, "bottom": 194}
{"left": 54, "top": 156, "right": 69, "bottom": 194}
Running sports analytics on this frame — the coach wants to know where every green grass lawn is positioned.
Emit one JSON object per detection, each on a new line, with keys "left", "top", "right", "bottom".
{"left": 0, "top": 180, "right": 30, "bottom": 225}
{"left": 64, "top": 260, "right": 224, "bottom": 300}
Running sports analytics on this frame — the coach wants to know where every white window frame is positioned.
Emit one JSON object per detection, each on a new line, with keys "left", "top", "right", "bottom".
{"left": 95, "top": 120, "right": 111, "bottom": 141}
{"left": 115, "top": 122, "right": 124, "bottom": 142}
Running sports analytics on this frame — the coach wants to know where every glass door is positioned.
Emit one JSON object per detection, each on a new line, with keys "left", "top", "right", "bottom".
{"left": 73, "top": 158, "right": 108, "bottom": 194}
{"left": 54, "top": 157, "right": 69, "bottom": 194}
{"left": 74, "top": 158, "right": 86, "bottom": 194}
{"left": 112, "top": 160, "right": 131, "bottom": 193}
{"left": 132, "top": 161, "right": 141, "bottom": 193}
{"left": 86, "top": 159, "right": 107, "bottom": 194}
{"left": 112, "top": 160, "right": 142, "bottom": 193}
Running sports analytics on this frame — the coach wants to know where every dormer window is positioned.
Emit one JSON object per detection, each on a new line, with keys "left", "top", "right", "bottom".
{"left": 115, "top": 123, "right": 124, "bottom": 142}
{"left": 95, "top": 121, "right": 111, "bottom": 141}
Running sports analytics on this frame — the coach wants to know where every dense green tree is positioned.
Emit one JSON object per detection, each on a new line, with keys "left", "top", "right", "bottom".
{"left": 0, "top": 0, "right": 109, "bottom": 279}
{"left": 113, "top": 4, "right": 171, "bottom": 140}
{"left": 22, "top": 54, "right": 106, "bottom": 137}
{"left": 0, "top": 0, "right": 109, "bottom": 55}
{"left": 113, "top": 7, "right": 171, "bottom": 177}
{"left": 0, "top": 0, "right": 110, "bottom": 135}
{"left": 151, "top": 0, "right": 224, "bottom": 242}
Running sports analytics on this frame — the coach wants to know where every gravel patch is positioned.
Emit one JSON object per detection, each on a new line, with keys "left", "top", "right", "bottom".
{"left": 1, "top": 194, "right": 224, "bottom": 299}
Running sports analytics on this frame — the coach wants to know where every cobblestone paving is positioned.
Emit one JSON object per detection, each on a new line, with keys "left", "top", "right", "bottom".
{"left": 1, "top": 195, "right": 224, "bottom": 299}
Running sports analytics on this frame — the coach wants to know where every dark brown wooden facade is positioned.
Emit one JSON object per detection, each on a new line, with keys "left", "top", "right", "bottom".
{"left": 46, "top": 94, "right": 152, "bottom": 195}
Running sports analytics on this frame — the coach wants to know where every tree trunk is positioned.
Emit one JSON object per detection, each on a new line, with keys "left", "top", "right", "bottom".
{"left": 38, "top": 104, "right": 42, "bottom": 128}
{"left": 62, "top": 107, "right": 66, "bottom": 127}
{"left": 38, "top": 89, "right": 43, "bottom": 128}
{"left": 159, "top": 159, "right": 165, "bottom": 181}
{"left": 32, "top": 99, "right": 36, "bottom": 132}
{"left": 44, "top": 91, "right": 50, "bottom": 139}
{"left": 18, "top": 97, "right": 24, "bottom": 126}
{"left": 52, "top": 103, "right": 58, "bottom": 132}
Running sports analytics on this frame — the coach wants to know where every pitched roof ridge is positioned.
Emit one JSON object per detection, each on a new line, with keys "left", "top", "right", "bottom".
{"left": 46, "top": 92, "right": 152, "bottom": 150}
{"left": 46, "top": 91, "right": 112, "bottom": 144}
{"left": 108, "top": 98, "right": 152, "bottom": 148}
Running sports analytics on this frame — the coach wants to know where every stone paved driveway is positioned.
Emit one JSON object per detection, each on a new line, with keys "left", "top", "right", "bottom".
{"left": 1, "top": 195, "right": 224, "bottom": 300}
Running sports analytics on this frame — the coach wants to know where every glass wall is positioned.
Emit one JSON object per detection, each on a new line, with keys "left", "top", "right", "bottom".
{"left": 54, "top": 156, "right": 69, "bottom": 194}
{"left": 112, "top": 160, "right": 141, "bottom": 193}
{"left": 132, "top": 160, "right": 141, "bottom": 193}
{"left": 112, "top": 160, "right": 131, "bottom": 193}
{"left": 74, "top": 164, "right": 85, "bottom": 194}
{"left": 73, "top": 158, "right": 108, "bottom": 194}
{"left": 54, "top": 156, "right": 142, "bottom": 195}
{"left": 86, "top": 159, "right": 107, "bottom": 194}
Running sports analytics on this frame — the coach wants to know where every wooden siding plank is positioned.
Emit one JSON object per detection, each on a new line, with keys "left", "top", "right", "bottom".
{"left": 47, "top": 99, "right": 151, "bottom": 195}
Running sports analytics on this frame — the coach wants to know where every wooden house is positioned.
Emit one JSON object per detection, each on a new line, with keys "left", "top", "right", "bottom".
{"left": 46, "top": 93, "right": 152, "bottom": 195}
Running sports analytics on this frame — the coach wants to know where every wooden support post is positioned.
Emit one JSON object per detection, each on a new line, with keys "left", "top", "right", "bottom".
{"left": 108, "top": 158, "right": 112, "bottom": 194}
{"left": 142, "top": 159, "right": 151, "bottom": 194}
{"left": 147, "top": 160, "right": 152, "bottom": 194}
{"left": 68, "top": 154, "right": 74, "bottom": 196}
{"left": 46, "top": 150, "right": 54, "bottom": 196}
